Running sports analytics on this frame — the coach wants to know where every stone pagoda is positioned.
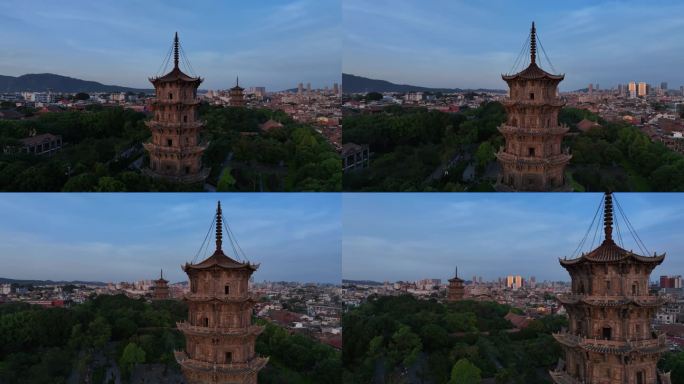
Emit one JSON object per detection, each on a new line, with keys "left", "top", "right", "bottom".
{"left": 447, "top": 266, "right": 465, "bottom": 302}
{"left": 144, "top": 32, "right": 209, "bottom": 183}
{"left": 496, "top": 22, "right": 571, "bottom": 191}
{"left": 228, "top": 77, "right": 245, "bottom": 107}
{"left": 153, "top": 269, "right": 170, "bottom": 299}
{"left": 174, "top": 202, "right": 268, "bottom": 384}
{"left": 550, "top": 192, "right": 670, "bottom": 384}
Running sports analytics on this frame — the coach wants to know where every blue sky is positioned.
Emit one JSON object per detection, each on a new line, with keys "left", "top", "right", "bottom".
{"left": 0, "top": 193, "right": 341, "bottom": 284}
{"left": 0, "top": 0, "right": 341, "bottom": 91}
{"left": 343, "top": 193, "right": 684, "bottom": 282}
{"left": 343, "top": 0, "right": 684, "bottom": 91}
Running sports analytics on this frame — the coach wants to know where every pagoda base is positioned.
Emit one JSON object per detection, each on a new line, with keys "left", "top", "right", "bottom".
{"left": 142, "top": 167, "right": 210, "bottom": 184}
{"left": 174, "top": 351, "right": 268, "bottom": 384}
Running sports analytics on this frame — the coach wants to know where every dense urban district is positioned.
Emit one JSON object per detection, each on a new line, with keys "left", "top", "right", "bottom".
{"left": 0, "top": 280, "right": 341, "bottom": 384}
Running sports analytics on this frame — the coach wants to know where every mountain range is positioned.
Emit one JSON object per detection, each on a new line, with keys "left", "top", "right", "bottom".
{"left": 0, "top": 73, "right": 150, "bottom": 93}
{"left": 342, "top": 73, "right": 506, "bottom": 94}
{"left": 0, "top": 277, "right": 107, "bottom": 286}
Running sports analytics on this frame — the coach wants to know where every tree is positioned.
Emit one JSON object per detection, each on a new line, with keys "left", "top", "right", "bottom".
{"left": 365, "top": 92, "right": 383, "bottom": 101}
{"left": 216, "top": 167, "right": 236, "bottom": 191}
{"left": 74, "top": 92, "right": 90, "bottom": 101}
{"left": 449, "top": 358, "right": 481, "bottom": 384}
{"left": 119, "top": 342, "right": 146, "bottom": 378}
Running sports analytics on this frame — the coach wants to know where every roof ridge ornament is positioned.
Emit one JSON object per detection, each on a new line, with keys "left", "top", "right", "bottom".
{"left": 604, "top": 192, "right": 613, "bottom": 242}
{"left": 173, "top": 32, "right": 180, "bottom": 69}
{"left": 216, "top": 201, "right": 223, "bottom": 251}
{"left": 530, "top": 22, "right": 536, "bottom": 65}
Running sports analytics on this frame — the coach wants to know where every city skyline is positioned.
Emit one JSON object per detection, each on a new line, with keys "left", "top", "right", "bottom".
{"left": 0, "top": 193, "right": 341, "bottom": 284}
{"left": 342, "top": 193, "right": 684, "bottom": 282}
{"left": 343, "top": 0, "right": 684, "bottom": 91}
{"left": 0, "top": 0, "right": 341, "bottom": 91}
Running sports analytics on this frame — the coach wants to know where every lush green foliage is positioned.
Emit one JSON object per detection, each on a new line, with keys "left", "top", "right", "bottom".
{"left": 0, "top": 294, "right": 338, "bottom": 383}
{"left": 256, "top": 319, "right": 341, "bottom": 384}
{"left": 342, "top": 295, "right": 566, "bottom": 384}
{"left": 343, "top": 103, "right": 684, "bottom": 191}
{"left": 342, "top": 103, "right": 505, "bottom": 191}
{"left": 660, "top": 351, "right": 684, "bottom": 384}
{"left": 0, "top": 104, "right": 340, "bottom": 191}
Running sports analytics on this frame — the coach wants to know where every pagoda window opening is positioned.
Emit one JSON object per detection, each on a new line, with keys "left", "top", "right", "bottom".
{"left": 203, "top": 317, "right": 209, "bottom": 327}
{"left": 185, "top": 166, "right": 190, "bottom": 174}
{"left": 602, "top": 326, "right": 612, "bottom": 340}
{"left": 636, "top": 370, "right": 644, "bottom": 384}
{"left": 605, "top": 280, "right": 611, "bottom": 294}
{"left": 225, "top": 351, "right": 232, "bottom": 364}
{"left": 528, "top": 147, "right": 535, "bottom": 157}
{"left": 632, "top": 282, "right": 638, "bottom": 295}
{"left": 529, "top": 92, "right": 535, "bottom": 100}
{"left": 167, "top": 139, "right": 173, "bottom": 147}
{"left": 224, "top": 285, "right": 230, "bottom": 295}
{"left": 168, "top": 93, "right": 173, "bottom": 100}
{"left": 183, "top": 115, "right": 188, "bottom": 123}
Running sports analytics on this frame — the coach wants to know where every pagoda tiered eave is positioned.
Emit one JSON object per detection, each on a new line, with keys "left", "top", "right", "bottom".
{"left": 557, "top": 293, "right": 667, "bottom": 307}
{"left": 174, "top": 351, "right": 268, "bottom": 374}
{"left": 176, "top": 322, "right": 264, "bottom": 337}
{"left": 552, "top": 331, "right": 668, "bottom": 355}
{"left": 142, "top": 142, "right": 209, "bottom": 158}
{"left": 502, "top": 99, "right": 565, "bottom": 108}
{"left": 496, "top": 151, "right": 572, "bottom": 166}
{"left": 498, "top": 124, "right": 569, "bottom": 136}
{"left": 145, "top": 120, "right": 205, "bottom": 130}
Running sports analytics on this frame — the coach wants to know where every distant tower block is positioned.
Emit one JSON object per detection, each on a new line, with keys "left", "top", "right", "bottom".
{"left": 229, "top": 77, "right": 245, "bottom": 107}
{"left": 153, "top": 269, "right": 170, "bottom": 299}
{"left": 144, "top": 32, "right": 209, "bottom": 183}
{"left": 550, "top": 193, "right": 669, "bottom": 384}
{"left": 174, "top": 202, "right": 268, "bottom": 384}
{"left": 496, "top": 22, "right": 571, "bottom": 191}
{"left": 447, "top": 267, "right": 465, "bottom": 302}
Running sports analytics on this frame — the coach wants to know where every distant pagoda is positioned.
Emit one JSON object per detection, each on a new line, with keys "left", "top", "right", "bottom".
{"left": 143, "top": 32, "right": 209, "bottom": 183}
{"left": 174, "top": 202, "right": 268, "bottom": 384}
{"left": 550, "top": 192, "right": 670, "bottom": 384}
{"left": 496, "top": 22, "right": 571, "bottom": 191}
{"left": 153, "top": 269, "right": 170, "bottom": 299}
{"left": 229, "top": 77, "right": 245, "bottom": 107}
{"left": 447, "top": 266, "right": 465, "bottom": 302}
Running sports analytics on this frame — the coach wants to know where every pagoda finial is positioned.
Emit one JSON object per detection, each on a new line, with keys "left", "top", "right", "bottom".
{"left": 216, "top": 201, "right": 223, "bottom": 251}
{"left": 604, "top": 192, "right": 613, "bottom": 242}
{"left": 160, "top": 269, "right": 163, "bottom": 279}
{"left": 530, "top": 22, "right": 537, "bottom": 65}
{"left": 455, "top": 266, "right": 458, "bottom": 278}
{"left": 236, "top": 76, "right": 239, "bottom": 86}
{"left": 173, "top": 32, "right": 179, "bottom": 69}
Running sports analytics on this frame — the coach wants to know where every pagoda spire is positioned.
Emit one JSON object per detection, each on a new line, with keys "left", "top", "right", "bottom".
{"left": 160, "top": 269, "right": 163, "bottom": 279}
{"left": 215, "top": 201, "right": 223, "bottom": 251}
{"left": 173, "top": 32, "right": 179, "bottom": 69}
{"left": 530, "top": 22, "right": 536, "bottom": 65}
{"left": 455, "top": 266, "right": 458, "bottom": 278}
{"left": 236, "top": 76, "right": 239, "bottom": 86}
{"left": 603, "top": 192, "right": 613, "bottom": 242}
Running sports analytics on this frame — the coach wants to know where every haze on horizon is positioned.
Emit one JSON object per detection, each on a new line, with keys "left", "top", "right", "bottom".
{"left": 0, "top": 194, "right": 341, "bottom": 284}
{"left": 0, "top": 0, "right": 341, "bottom": 91}
{"left": 342, "top": 193, "right": 684, "bottom": 283}
{"left": 343, "top": 0, "right": 684, "bottom": 91}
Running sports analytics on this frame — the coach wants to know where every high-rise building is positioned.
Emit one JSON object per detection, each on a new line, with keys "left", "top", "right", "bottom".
{"left": 175, "top": 202, "right": 268, "bottom": 383}
{"left": 496, "top": 22, "right": 571, "bottom": 191}
{"left": 306, "top": 82, "right": 311, "bottom": 93}
{"left": 550, "top": 193, "right": 669, "bottom": 384}
{"left": 680, "top": 85, "right": 684, "bottom": 95}
{"left": 588, "top": 83, "right": 593, "bottom": 95}
{"left": 629, "top": 81, "right": 637, "bottom": 98}
{"left": 229, "top": 77, "right": 245, "bottom": 107}
{"left": 661, "top": 82, "right": 668, "bottom": 91}
{"left": 447, "top": 267, "right": 465, "bottom": 302}
{"left": 297, "top": 82, "right": 303, "bottom": 94}
{"left": 638, "top": 82, "right": 647, "bottom": 97}
{"left": 152, "top": 269, "right": 170, "bottom": 299}
{"left": 144, "top": 33, "right": 209, "bottom": 183}
{"left": 333, "top": 82, "right": 339, "bottom": 94}
{"left": 660, "top": 275, "right": 682, "bottom": 289}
